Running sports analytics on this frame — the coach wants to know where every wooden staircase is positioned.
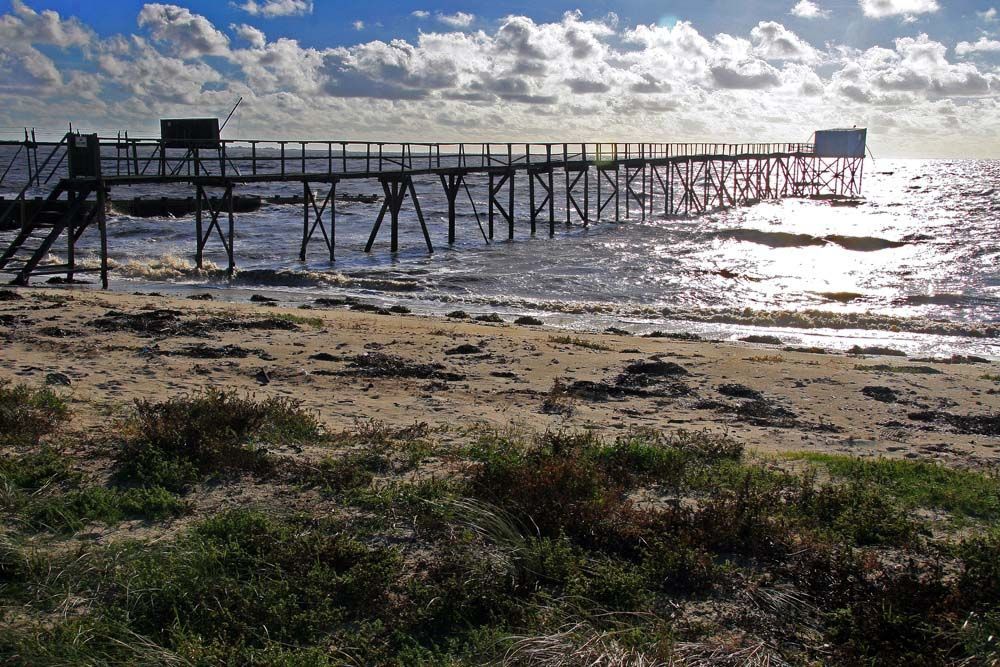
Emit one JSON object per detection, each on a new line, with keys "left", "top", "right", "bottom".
{"left": 0, "top": 181, "right": 102, "bottom": 285}
{"left": 0, "top": 132, "right": 108, "bottom": 287}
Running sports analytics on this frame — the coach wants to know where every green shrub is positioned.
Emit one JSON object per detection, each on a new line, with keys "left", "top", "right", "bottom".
{"left": 789, "top": 453, "right": 1000, "bottom": 524}
{"left": 299, "top": 450, "right": 391, "bottom": 493}
{"left": 794, "top": 480, "right": 925, "bottom": 547}
{"left": 568, "top": 559, "right": 650, "bottom": 611}
{"left": 0, "top": 447, "right": 77, "bottom": 490}
{"left": 115, "top": 389, "right": 324, "bottom": 490}
{"left": 0, "top": 382, "right": 68, "bottom": 447}
{"left": 641, "top": 539, "right": 720, "bottom": 595}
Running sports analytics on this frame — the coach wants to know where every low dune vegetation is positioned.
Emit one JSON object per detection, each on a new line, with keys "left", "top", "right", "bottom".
{"left": 1, "top": 382, "right": 998, "bottom": 665}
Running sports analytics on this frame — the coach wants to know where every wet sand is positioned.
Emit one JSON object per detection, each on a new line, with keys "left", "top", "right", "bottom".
{"left": 1, "top": 287, "right": 997, "bottom": 466}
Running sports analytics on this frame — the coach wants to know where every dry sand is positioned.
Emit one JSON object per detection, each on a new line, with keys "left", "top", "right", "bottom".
{"left": 1, "top": 287, "right": 997, "bottom": 466}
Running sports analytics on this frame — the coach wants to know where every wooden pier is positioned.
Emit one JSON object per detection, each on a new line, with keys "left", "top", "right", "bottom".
{"left": 0, "top": 131, "right": 866, "bottom": 288}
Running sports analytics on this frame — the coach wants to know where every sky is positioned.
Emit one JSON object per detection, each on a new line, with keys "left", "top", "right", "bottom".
{"left": 0, "top": 0, "right": 998, "bottom": 156}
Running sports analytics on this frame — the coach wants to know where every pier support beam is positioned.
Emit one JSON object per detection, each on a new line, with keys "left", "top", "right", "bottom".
{"left": 97, "top": 184, "right": 108, "bottom": 289}
{"left": 300, "top": 180, "right": 336, "bottom": 262}
{"left": 597, "top": 165, "right": 619, "bottom": 222}
{"left": 649, "top": 165, "right": 667, "bottom": 219}
{"left": 488, "top": 170, "right": 515, "bottom": 241}
{"left": 365, "top": 175, "right": 433, "bottom": 254}
{"left": 624, "top": 164, "right": 645, "bottom": 220}
{"left": 194, "top": 184, "right": 235, "bottom": 277}
{"left": 704, "top": 159, "right": 734, "bottom": 210}
{"left": 439, "top": 173, "right": 464, "bottom": 245}
{"left": 528, "top": 167, "right": 554, "bottom": 237}
{"left": 565, "top": 166, "right": 590, "bottom": 225}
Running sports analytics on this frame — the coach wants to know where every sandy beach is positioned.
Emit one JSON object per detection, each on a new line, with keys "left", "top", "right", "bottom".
{"left": 3, "top": 287, "right": 1000, "bottom": 664}
{"left": 2, "top": 286, "right": 997, "bottom": 466}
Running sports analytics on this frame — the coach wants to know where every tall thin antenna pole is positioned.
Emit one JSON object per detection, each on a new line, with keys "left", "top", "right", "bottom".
{"left": 220, "top": 97, "right": 244, "bottom": 133}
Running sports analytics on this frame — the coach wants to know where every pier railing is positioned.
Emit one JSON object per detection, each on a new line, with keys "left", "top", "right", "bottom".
{"left": 2, "top": 138, "right": 816, "bottom": 183}
{"left": 97, "top": 140, "right": 816, "bottom": 179}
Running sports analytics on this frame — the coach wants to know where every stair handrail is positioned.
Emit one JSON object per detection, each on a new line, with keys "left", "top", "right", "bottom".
{"left": 0, "top": 133, "right": 71, "bottom": 231}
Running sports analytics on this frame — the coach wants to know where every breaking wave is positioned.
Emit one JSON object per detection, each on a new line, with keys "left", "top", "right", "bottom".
{"left": 110, "top": 255, "right": 223, "bottom": 280}
{"left": 90, "top": 254, "right": 425, "bottom": 293}
{"left": 404, "top": 291, "right": 999, "bottom": 339}
{"left": 658, "top": 306, "right": 998, "bottom": 339}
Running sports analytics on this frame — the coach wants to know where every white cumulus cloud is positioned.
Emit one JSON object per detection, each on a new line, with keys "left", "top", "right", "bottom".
{"left": 790, "top": 1, "right": 830, "bottom": 19}
{"left": 436, "top": 12, "right": 475, "bottom": 28}
{"left": 751, "top": 21, "right": 820, "bottom": 62}
{"left": 859, "top": 0, "right": 940, "bottom": 19}
{"left": 232, "top": 23, "right": 266, "bottom": 49}
{"left": 138, "top": 4, "right": 230, "bottom": 58}
{"left": 234, "top": 0, "right": 313, "bottom": 18}
{"left": 956, "top": 36, "right": 1000, "bottom": 56}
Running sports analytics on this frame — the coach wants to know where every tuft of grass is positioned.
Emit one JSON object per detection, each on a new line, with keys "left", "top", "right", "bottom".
{"left": 4, "top": 510, "right": 402, "bottom": 664}
{"left": 299, "top": 450, "right": 390, "bottom": 494}
{"left": 1, "top": 449, "right": 187, "bottom": 534}
{"left": 266, "top": 312, "right": 324, "bottom": 328}
{"left": 114, "top": 389, "right": 324, "bottom": 491}
{"left": 981, "top": 374, "right": 1000, "bottom": 383}
{"left": 745, "top": 354, "right": 785, "bottom": 363}
{"left": 22, "top": 486, "right": 187, "bottom": 533}
{"left": 787, "top": 453, "right": 1000, "bottom": 524}
{"left": 0, "top": 382, "right": 69, "bottom": 447}
{"left": 548, "top": 335, "right": 613, "bottom": 352}
{"left": 0, "top": 447, "right": 78, "bottom": 490}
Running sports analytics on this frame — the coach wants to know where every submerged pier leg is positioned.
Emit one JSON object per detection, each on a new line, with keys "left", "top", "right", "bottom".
{"left": 407, "top": 176, "right": 433, "bottom": 253}
{"left": 193, "top": 184, "right": 235, "bottom": 275}
{"left": 508, "top": 170, "right": 515, "bottom": 240}
{"left": 195, "top": 185, "right": 204, "bottom": 269}
{"left": 98, "top": 185, "right": 108, "bottom": 289}
{"left": 488, "top": 173, "right": 495, "bottom": 240}
{"left": 528, "top": 170, "right": 536, "bottom": 235}
{"left": 389, "top": 179, "right": 403, "bottom": 253}
{"left": 440, "top": 173, "right": 462, "bottom": 245}
{"left": 365, "top": 176, "right": 411, "bottom": 254}
{"left": 301, "top": 181, "right": 310, "bottom": 260}
{"left": 66, "top": 189, "right": 76, "bottom": 282}
{"left": 488, "top": 171, "right": 514, "bottom": 241}
{"left": 527, "top": 167, "right": 553, "bottom": 238}
{"left": 625, "top": 165, "right": 644, "bottom": 220}
{"left": 641, "top": 163, "right": 647, "bottom": 221}
{"left": 225, "top": 184, "right": 235, "bottom": 279}
{"left": 565, "top": 166, "right": 588, "bottom": 225}
{"left": 300, "top": 181, "right": 337, "bottom": 262}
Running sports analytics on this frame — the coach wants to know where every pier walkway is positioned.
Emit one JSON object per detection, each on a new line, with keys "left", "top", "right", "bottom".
{"left": 0, "top": 133, "right": 866, "bottom": 288}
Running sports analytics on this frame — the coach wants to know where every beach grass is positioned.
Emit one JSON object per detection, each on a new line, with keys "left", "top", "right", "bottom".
{"left": 266, "top": 312, "right": 325, "bottom": 328}
{"left": 785, "top": 452, "right": 1000, "bottom": 524}
{"left": 114, "top": 389, "right": 324, "bottom": 492}
{"left": 2, "top": 381, "right": 999, "bottom": 665}
{"left": 547, "top": 335, "right": 614, "bottom": 351}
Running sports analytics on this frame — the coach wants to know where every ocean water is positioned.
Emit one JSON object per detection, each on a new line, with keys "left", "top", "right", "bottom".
{"left": 2, "top": 154, "right": 998, "bottom": 358}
